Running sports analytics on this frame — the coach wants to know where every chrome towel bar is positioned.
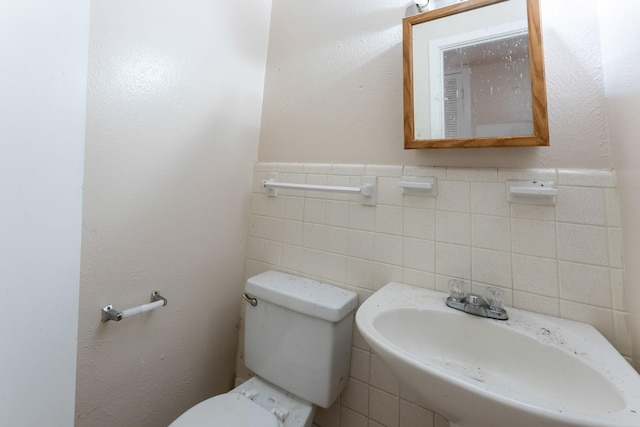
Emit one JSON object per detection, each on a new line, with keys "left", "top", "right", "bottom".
{"left": 101, "top": 291, "right": 167, "bottom": 322}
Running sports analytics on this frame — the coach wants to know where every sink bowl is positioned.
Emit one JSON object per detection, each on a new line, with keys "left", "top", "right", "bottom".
{"left": 355, "top": 282, "right": 640, "bottom": 427}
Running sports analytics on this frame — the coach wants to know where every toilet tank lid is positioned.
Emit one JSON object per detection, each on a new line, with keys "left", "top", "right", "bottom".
{"left": 245, "top": 271, "right": 358, "bottom": 322}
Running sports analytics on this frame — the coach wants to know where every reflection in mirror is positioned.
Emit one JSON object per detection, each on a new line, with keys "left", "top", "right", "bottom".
{"left": 403, "top": 0, "right": 548, "bottom": 149}
{"left": 436, "top": 31, "right": 531, "bottom": 138}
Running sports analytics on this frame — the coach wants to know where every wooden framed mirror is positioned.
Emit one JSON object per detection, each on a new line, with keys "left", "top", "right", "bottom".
{"left": 403, "top": 0, "right": 548, "bottom": 149}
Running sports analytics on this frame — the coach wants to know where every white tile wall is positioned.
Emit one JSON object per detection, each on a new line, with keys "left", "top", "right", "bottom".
{"left": 238, "top": 163, "right": 627, "bottom": 427}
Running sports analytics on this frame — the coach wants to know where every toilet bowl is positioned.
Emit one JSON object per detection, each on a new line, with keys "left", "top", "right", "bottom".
{"left": 169, "top": 377, "right": 314, "bottom": 427}
{"left": 170, "top": 271, "right": 358, "bottom": 427}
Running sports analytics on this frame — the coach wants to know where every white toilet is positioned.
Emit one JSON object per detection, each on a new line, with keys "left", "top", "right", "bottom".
{"left": 170, "top": 270, "right": 358, "bottom": 427}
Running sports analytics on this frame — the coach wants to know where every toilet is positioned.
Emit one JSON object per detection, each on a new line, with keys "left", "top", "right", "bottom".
{"left": 170, "top": 270, "right": 358, "bottom": 427}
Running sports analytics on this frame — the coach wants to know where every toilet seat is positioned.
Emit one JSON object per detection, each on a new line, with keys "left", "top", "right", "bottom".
{"left": 170, "top": 377, "right": 315, "bottom": 427}
{"left": 169, "top": 393, "right": 282, "bottom": 427}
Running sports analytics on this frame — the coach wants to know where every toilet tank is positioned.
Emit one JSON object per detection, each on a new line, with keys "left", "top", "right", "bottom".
{"left": 243, "top": 271, "right": 358, "bottom": 408}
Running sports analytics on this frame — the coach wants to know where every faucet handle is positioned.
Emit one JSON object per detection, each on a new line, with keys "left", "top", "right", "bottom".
{"left": 448, "top": 279, "right": 467, "bottom": 301}
{"left": 485, "top": 287, "right": 505, "bottom": 310}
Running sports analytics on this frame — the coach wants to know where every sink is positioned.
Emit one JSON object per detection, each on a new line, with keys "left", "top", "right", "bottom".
{"left": 355, "top": 282, "right": 640, "bottom": 427}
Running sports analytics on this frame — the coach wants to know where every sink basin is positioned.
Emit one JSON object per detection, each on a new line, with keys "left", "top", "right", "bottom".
{"left": 355, "top": 282, "right": 640, "bottom": 427}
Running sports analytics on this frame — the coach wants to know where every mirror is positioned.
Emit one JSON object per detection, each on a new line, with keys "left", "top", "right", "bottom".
{"left": 403, "top": 0, "right": 549, "bottom": 149}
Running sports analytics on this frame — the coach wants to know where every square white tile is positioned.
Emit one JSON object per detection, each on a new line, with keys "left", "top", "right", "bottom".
{"left": 447, "top": 167, "right": 497, "bottom": 182}
{"left": 556, "top": 223, "right": 608, "bottom": 266}
{"left": 375, "top": 205, "right": 404, "bottom": 236}
{"left": 436, "top": 181, "right": 470, "bottom": 213}
{"left": 304, "top": 198, "right": 327, "bottom": 224}
{"left": 436, "top": 211, "right": 470, "bottom": 245}
{"left": 512, "top": 291, "right": 560, "bottom": 316}
{"left": 347, "top": 230, "right": 375, "bottom": 260}
{"left": 435, "top": 243, "right": 471, "bottom": 279}
{"left": 368, "top": 388, "right": 399, "bottom": 427}
{"left": 341, "top": 378, "right": 369, "bottom": 416}
{"left": 404, "top": 208, "right": 436, "bottom": 240}
{"left": 326, "top": 200, "right": 349, "bottom": 227}
{"left": 471, "top": 248, "right": 512, "bottom": 287}
{"left": 370, "top": 354, "right": 400, "bottom": 395}
{"left": 374, "top": 234, "right": 404, "bottom": 266}
{"left": 470, "top": 182, "right": 510, "bottom": 216}
{"left": 349, "top": 202, "right": 376, "bottom": 231}
{"left": 471, "top": 214, "right": 511, "bottom": 251}
{"left": 559, "top": 261, "right": 612, "bottom": 308}
{"left": 512, "top": 254, "right": 558, "bottom": 297}
{"left": 556, "top": 186, "right": 606, "bottom": 226}
{"left": 403, "top": 238, "right": 435, "bottom": 272}
{"left": 511, "top": 218, "right": 556, "bottom": 258}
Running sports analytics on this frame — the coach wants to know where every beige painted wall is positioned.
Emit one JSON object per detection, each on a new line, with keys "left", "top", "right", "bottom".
{"left": 599, "top": 1, "right": 640, "bottom": 368}
{"left": 75, "top": 1, "right": 271, "bottom": 425}
{"left": 258, "top": 0, "right": 611, "bottom": 168}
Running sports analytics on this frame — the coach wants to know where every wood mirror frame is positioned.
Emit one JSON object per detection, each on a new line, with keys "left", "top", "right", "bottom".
{"left": 403, "top": 0, "right": 548, "bottom": 149}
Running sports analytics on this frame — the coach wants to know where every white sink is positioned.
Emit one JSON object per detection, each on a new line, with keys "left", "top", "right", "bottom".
{"left": 355, "top": 282, "right": 640, "bottom": 427}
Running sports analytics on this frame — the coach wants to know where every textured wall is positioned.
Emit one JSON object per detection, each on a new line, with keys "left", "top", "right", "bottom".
{"left": 0, "top": 0, "right": 90, "bottom": 424}
{"left": 599, "top": 0, "right": 640, "bottom": 369}
{"left": 75, "top": 1, "right": 271, "bottom": 425}
{"left": 258, "top": 0, "right": 611, "bottom": 168}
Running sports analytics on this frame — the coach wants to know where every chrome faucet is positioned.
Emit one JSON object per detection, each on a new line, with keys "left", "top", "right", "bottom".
{"left": 445, "top": 280, "right": 508, "bottom": 320}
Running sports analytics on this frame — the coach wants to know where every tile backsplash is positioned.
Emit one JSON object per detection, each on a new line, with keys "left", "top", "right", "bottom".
{"left": 236, "top": 163, "right": 629, "bottom": 427}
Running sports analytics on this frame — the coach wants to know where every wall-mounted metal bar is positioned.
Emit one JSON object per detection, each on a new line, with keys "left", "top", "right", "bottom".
{"left": 263, "top": 174, "right": 377, "bottom": 206}
{"left": 101, "top": 291, "right": 167, "bottom": 322}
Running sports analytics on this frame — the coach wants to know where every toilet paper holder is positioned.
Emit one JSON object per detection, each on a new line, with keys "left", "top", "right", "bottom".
{"left": 101, "top": 291, "right": 167, "bottom": 322}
